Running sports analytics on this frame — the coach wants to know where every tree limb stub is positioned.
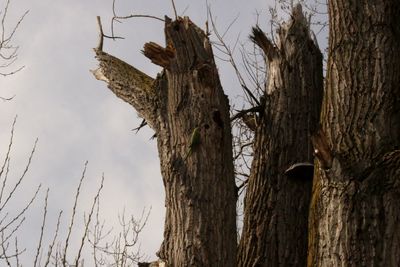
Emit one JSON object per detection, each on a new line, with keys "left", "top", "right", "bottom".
{"left": 143, "top": 42, "right": 175, "bottom": 69}
{"left": 250, "top": 26, "right": 278, "bottom": 62}
{"left": 91, "top": 50, "right": 157, "bottom": 129}
{"left": 96, "top": 16, "right": 103, "bottom": 51}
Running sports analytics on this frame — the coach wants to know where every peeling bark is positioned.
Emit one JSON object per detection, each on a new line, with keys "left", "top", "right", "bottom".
{"left": 308, "top": 1, "right": 400, "bottom": 266}
{"left": 238, "top": 5, "right": 323, "bottom": 266}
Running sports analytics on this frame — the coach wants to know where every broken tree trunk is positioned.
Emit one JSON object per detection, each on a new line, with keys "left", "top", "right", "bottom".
{"left": 92, "top": 17, "right": 236, "bottom": 266}
{"left": 308, "top": 1, "right": 400, "bottom": 266}
{"left": 237, "top": 5, "right": 323, "bottom": 266}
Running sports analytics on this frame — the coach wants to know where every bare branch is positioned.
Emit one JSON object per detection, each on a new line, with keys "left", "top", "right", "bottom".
{"left": 1, "top": 216, "right": 24, "bottom": 247}
{"left": 170, "top": 0, "right": 178, "bottom": 20}
{"left": 233, "top": 141, "right": 253, "bottom": 161}
{"left": 14, "top": 238, "right": 21, "bottom": 267}
{"left": 208, "top": 8, "right": 260, "bottom": 106}
{"left": 0, "top": 184, "right": 41, "bottom": 235}
{"left": 0, "top": 116, "right": 16, "bottom": 203}
{"left": 221, "top": 14, "right": 240, "bottom": 39}
{"left": 132, "top": 119, "right": 147, "bottom": 133}
{"left": 0, "top": 138, "right": 38, "bottom": 211}
{"left": 250, "top": 25, "right": 277, "bottom": 62}
{"left": 0, "top": 95, "right": 15, "bottom": 101}
{"left": 0, "top": 0, "right": 28, "bottom": 77}
{"left": 62, "top": 161, "right": 88, "bottom": 265}
{"left": 88, "top": 207, "right": 150, "bottom": 265}
{"left": 96, "top": 16, "right": 104, "bottom": 51}
{"left": 236, "top": 178, "right": 249, "bottom": 192}
{"left": 1, "top": 232, "right": 12, "bottom": 266}
{"left": 230, "top": 106, "right": 262, "bottom": 122}
{"left": 44, "top": 211, "right": 62, "bottom": 267}
{"left": 75, "top": 174, "right": 105, "bottom": 266}
{"left": 34, "top": 188, "right": 49, "bottom": 267}
{"left": 111, "top": 0, "right": 164, "bottom": 39}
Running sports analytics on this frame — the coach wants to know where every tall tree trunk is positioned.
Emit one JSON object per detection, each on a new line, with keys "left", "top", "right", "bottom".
{"left": 238, "top": 5, "right": 323, "bottom": 266}
{"left": 92, "top": 17, "right": 236, "bottom": 266}
{"left": 308, "top": 1, "right": 400, "bottom": 266}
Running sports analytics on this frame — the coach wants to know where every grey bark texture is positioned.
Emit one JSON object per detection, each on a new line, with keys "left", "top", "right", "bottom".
{"left": 91, "top": 1, "right": 400, "bottom": 266}
{"left": 308, "top": 0, "right": 400, "bottom": 266}
{"left": 92, "top": 17, "right": 236, "bottom": 267}
{"left": 237, "top": 5, "right": 323, "bottom": 267}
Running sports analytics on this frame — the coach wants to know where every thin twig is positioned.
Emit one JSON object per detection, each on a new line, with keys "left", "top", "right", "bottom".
{"left": 230, "top": 106, "right": 262, "bottom": 122}
{"left": 62, "top": 161, "right": 88, "bottom": 265}
{"left": 14, "top": 237, "right": 20, "bottom": 267}
{"left": 44, "top": 211, "right": 62, "bottom": 267}
{"left": 221, "top": 14, "right": 239, "bottom": 39}
{"left": 237, "top": 178, "right": 249, "bottom": 196}
{"left": 208, "top": 8, "right": 260, "bottom": 106}
{"left": 0, "top": 116, "right": 16, "bottom": 205}
{"left": 75, "top": 174, "right": 105, "bottom": 266}
{"left": 0, "top": 184, "right": 41, "bottom": 234}
{"left": 34, "top": 188, "right": 49, "bottom": 267}
{"left": 1, "top": 231, "right": 12, "bottom": 266}
{"left": 0, "top": 138, "right": 38, "bottom": 211}
{"left": 170, "top": 0, "right": 178, "bottom": 20}
{"left": 1, "top": 217, "right": 25, "bottom": 246}
{"left": 0, "top": 0, "right": 28, "bottom": 77}
{"left": 233, "top": 141, "right": 254, "bottom": 161}
{"left": 0, "top": 95, "right": 15, "bottom": 101}
{"left": 111, "top": 0, "right": 164, "bottom": 39}
{"left": 96, "top": 16, "right": 103, "bottom": 51}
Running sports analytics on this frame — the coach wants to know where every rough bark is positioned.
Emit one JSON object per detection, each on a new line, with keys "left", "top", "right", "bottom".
{"left": 238, "top": 5, "right": 323, "bottom": 267}
{"left": 308, "top": 0, "right": 400, "bottom": 266}
{"left": 92, "top": 17, "right": 236, "bottom": 266}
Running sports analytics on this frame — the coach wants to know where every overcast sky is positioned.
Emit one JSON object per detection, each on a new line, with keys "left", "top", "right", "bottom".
{"left": 0, "top": 0, "right": 328, "bottom": 265}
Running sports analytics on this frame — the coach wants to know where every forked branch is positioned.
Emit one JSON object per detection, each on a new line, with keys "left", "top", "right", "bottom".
{"left": 111, "top": 0, "right": 164, "bottom": 38}
{"left": 250, "top": 26, "right": 278, "bottom": 61}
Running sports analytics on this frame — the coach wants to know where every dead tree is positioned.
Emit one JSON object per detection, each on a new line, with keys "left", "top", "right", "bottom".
{"left": 92, "top": 16, "right": 236, "bottom": 266}
{"left": 237, "top": 4, "right": 323, "bottom": 266}
{"left": 92, "top": 1, "right": 400, "bottom": 266}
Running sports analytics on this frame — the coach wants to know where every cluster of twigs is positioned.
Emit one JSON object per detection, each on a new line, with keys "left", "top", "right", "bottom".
{"left": 0, "top": 118, "right": 149, "bottom": 266}
{"left": 0, "top": 0, "right": 27, "bottom": 79}
{"left": 202, "top": 1, "right": 328, "bottom": 232}
{"left": 0, "top": 0, "right": 152, "bottom": 264}
{"left": 0, "top": 0, "right": 28, "bottom": 102}
{"left": 0, "top": 117, "right": 40, "bottom": 265}
{"left": 88, "top": 208, "right": 150, "bottom": 266}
